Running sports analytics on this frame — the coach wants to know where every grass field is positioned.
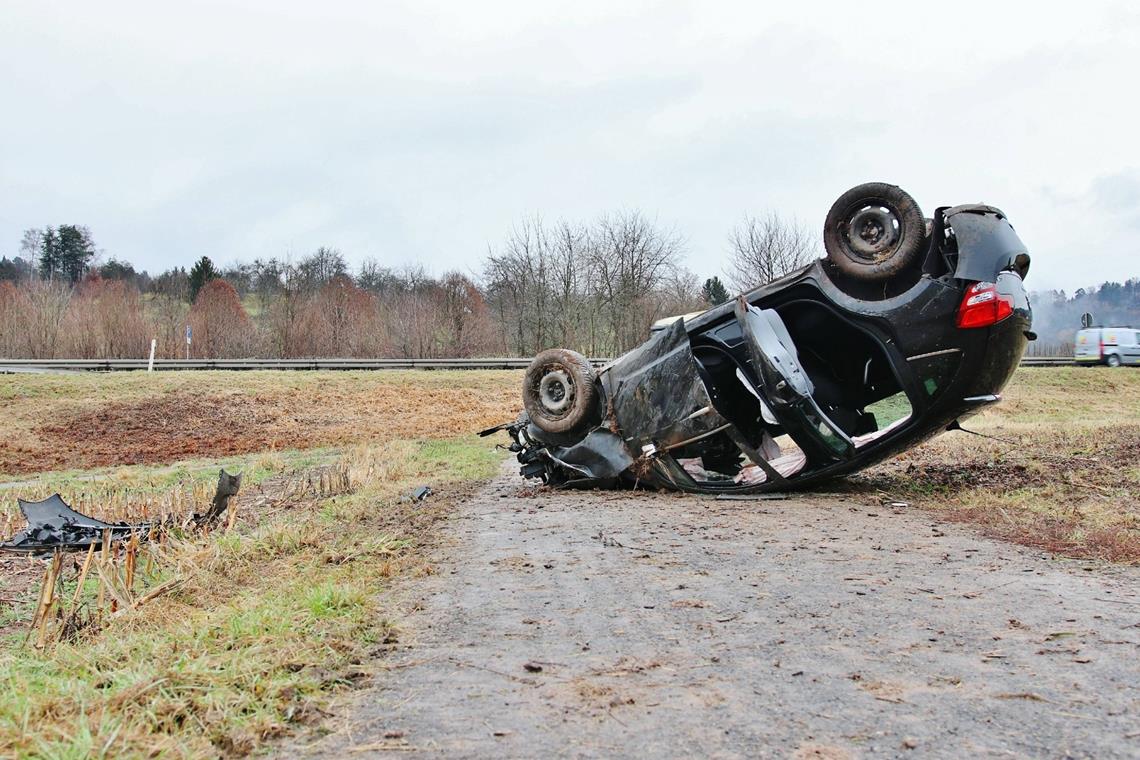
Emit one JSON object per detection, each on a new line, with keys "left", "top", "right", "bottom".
{"left": 0, "top": 370, "right": 520, "bottom": 476}
{"left": 0, "top": 370, "right": 521, "bottom": 757}
{"left": 0, "top": 366, "right": 1136, "bottom": 756}
{"left": 854, "top": 367, "right": 1140, "bottom": 563}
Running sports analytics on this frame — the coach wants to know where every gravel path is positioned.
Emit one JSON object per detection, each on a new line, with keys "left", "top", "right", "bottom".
{"left": 296, "top": 463, "right": 1140, "bottom": 758}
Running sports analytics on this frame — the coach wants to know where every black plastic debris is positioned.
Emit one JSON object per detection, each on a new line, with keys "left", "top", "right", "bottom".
{"left": 192, "top": 469, "right": 244, "bottom": 527}
{"left": 2, "top": 468, "right": 244, "bottom": 553}
{"left": 0, "top": 494, "right": 139, "bottom": 553}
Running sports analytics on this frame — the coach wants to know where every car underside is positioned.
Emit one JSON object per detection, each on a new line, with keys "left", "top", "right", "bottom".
{"left": 482, "top": 183, "right": 1034, "bottom": 494}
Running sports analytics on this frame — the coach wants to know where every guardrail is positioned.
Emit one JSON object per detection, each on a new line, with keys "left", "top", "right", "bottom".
{"left": 1018, "top": 357, "right": 1076, "bottom": 367}
{"left": 0, "top": 356, "right": 1076, "bottom": 372}
{"left": 0, "top": 358, "right": 543, "bottom": 372}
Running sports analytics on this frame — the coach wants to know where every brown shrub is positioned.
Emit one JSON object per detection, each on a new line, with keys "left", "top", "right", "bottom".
{"left": 188, "top": 279, "right": 255, "bottom": 358}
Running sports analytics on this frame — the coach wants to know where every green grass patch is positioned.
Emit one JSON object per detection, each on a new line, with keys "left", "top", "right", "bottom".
{"left": 0, "top": 436, "right": 505, "bottom": 758}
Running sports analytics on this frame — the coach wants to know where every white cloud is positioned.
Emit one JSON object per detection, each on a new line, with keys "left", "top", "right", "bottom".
{"left": 0, "top": 0, "right": 1136, "bottom": 291}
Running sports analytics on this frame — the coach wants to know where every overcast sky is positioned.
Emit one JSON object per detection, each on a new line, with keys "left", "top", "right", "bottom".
{"left": 1, "top": 0, "right": 1137, "bottom": 293}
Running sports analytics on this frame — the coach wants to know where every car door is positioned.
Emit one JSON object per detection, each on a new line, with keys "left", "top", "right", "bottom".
{"left": 734, "top": 299, "right": 855, "bottom": 463}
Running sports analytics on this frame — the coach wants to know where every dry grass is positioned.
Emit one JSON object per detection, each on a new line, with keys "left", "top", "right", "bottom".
{"left": 850, "top": 367, "right": 1140, "bottom": 563}
{"left": 0, "top": 436, "right": 504, "bottom": 758}
{"left": 0, "top": 365, "right": 1135, "bottom": 754}
{"left": 0, "top": 370, "right": 521, "bottom": 476}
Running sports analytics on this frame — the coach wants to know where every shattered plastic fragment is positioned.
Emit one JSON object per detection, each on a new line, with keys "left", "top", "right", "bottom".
{"left": 2, "top": 469, "right": 243, "bottom": 553}
{"left": 0, "top": 494, "right": 137, "bottom": 553}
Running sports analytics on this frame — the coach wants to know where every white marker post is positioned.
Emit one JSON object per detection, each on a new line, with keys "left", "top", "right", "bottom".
{"left": 148, "top": 338, "right": 157, "bottom": 372}
{"left": 185, "top": 324, "right": 192, "bottom": 360}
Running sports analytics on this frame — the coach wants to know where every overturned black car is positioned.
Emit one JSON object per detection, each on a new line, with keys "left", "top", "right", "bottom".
{"left": 482, "top": 182, "right": 1033, "bottom": 494}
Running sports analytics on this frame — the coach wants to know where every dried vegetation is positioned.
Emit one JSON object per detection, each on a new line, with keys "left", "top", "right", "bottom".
{"left": 0, "top": 433, "right": 502, "bottom": 758}
{"left": 0, "top": 369, "right": 520, "bottom": 475}
{"left": 851, "top": 367, "right": 1140, "bottom": 563}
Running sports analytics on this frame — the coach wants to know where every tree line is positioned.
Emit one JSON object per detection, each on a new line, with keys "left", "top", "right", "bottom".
{"left": 0, "top": 212, "right": 820, "bottom": 359}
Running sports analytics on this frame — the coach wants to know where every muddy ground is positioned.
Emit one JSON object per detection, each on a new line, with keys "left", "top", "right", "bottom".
{"left": 292, "top": 463, "right": 1140, "bottom": 759}
{"left": 0, "top": 371, "right": 518, "bottom": 476}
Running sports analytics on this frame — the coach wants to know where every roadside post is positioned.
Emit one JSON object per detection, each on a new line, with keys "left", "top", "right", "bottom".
{"left": 185, "top": 325, "right": 192, "bottom": 360}
{"left": 147, "top": 339, "right": 156, "bottom": 372}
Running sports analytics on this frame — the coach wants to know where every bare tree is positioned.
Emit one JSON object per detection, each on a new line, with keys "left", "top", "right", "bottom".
{"left": 547, "top": 221, "right": 596, "bottom": 352}
{"left": 436, "top": 271, "right": 493, "bottom": 357}
{"left": 388, "top": 265, "right": 439, "bottom": 359}
{"left": 654, "top": 267, "right": 706, "bottom": 319}
{"left": 265, "top": 261, "right": 308, "bottom": 357}
{"left": 484, "top": 217, "right": 552, "bottom": 355}
{"left": 589, "top": 212, "right": 685, "bottom": 354}
{"left": 61, "top": 279, "right": 149, "bottom": 358}
{"left": 151, "top": 292, "right": 189, "bottom": 358}
{"left": 301, "top": 275, "right": 378, "bottom": 357}
{"left": 296, "top": 247, "right": 347, "bottom": 290}
{"left": 726, "top": 212, "right": 818, "bottom": 293}
{"left": 19, "top": 281, "right": 71, "bottom": 357}
{"left": 0, "top": 282, "right": 20, "bottom": 356}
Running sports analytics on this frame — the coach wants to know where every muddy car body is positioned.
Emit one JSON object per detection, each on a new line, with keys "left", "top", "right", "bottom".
{"left": 484, "top": 183, "right": 1033, "bottom": 493}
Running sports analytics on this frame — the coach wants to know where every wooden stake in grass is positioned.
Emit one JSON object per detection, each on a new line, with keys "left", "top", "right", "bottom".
{"left": 70, "top": 543, "right": 97, "bottom": 610}
{"left": 124, "top": 532, "right": 138, "bottom": 592}
{"left": 98, "top": 528, "right": 111, "bottom": 619}
{"left": 33, "top": 550, "right": 64, "bottom": 649}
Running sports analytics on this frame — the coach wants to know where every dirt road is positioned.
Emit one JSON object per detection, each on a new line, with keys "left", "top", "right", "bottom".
{"left": 296, "top": 463, "right": 1140, "bottom": 758}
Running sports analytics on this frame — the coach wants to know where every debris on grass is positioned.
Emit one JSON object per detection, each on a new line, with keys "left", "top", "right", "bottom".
{"left": 0, "top": 434, "right": 502, "bottom": 759}
{"left": 2, "top": 469, "right": 244, "bottom": 554}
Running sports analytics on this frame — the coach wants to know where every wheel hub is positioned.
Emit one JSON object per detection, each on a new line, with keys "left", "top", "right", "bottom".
{"left": 847, "top": 205, "right": 900, "bottom": 258}
{"left": 538, "top": 370, "right": 574, "bottom": 414}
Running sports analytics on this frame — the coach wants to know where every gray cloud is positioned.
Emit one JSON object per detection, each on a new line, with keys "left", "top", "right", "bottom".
{"left": 1, "top": 0, "right": 1137, "bottom": 292}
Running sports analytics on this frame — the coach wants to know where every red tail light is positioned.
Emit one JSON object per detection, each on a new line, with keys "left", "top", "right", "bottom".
{"left": 956, "top": 281, "right": 1014, "bottom": 329}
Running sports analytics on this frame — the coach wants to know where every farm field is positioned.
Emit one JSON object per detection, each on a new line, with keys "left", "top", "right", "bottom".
{"left": 1, "top": 366, "right": 1138, "bottom": 562}
{"left": 0, "top": 366, "right": 1137, "bottom": 757}
{"left": 0, "top": 369, "right": 520, "bottom": 476}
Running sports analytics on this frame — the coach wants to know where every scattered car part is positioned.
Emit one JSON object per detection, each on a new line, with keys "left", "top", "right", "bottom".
{"left": 483, "top": 182, "right": 1033, "bottom": 494}
{"left": 192, "top": 469, "right": 244, "bottom": 527}
{"left": 0, "top": 494, "right": 138, "bottom": 553}
{"left": 2, "top": 469, "right": 243, "bottom": 553}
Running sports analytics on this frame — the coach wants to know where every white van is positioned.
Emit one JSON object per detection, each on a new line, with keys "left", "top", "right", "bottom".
{"left": 1074, "top": 326, "right": 1140, "bottom": 367}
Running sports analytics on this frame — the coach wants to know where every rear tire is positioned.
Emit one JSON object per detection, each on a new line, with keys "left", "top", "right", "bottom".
{"left": 824, "top": 182, "right": 926, "bottom": 281}
{"left": 522, "top": 348, "right": 599, "bottom": 436}
{"left": 1107, "top": 354, "right": 1122, "bottom": 368}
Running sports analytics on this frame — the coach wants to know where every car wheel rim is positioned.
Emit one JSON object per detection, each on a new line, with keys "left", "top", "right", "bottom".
{"left": 539, "top": 370, "right": 574, "bottom": 414}
{"left": 846, "top": 205, "right": 901, "bottom": 259}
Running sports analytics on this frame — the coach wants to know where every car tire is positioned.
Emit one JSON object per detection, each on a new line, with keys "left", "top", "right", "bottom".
{"left": 824, "top": 182, "right": 926, "bottom": 281}
{"left": 522, "top": 348, "right": 599, "bottom": 436}
{"left": 1106, "top": 354, "right": 1122, "bottom": 367}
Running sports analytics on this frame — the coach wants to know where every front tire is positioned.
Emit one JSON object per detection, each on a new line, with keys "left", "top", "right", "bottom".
{"left": 824, "top": 182, "right": 926, "bottom": 281}
{"left": 522, "top": 348, "right": 599, "bottom": 436}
